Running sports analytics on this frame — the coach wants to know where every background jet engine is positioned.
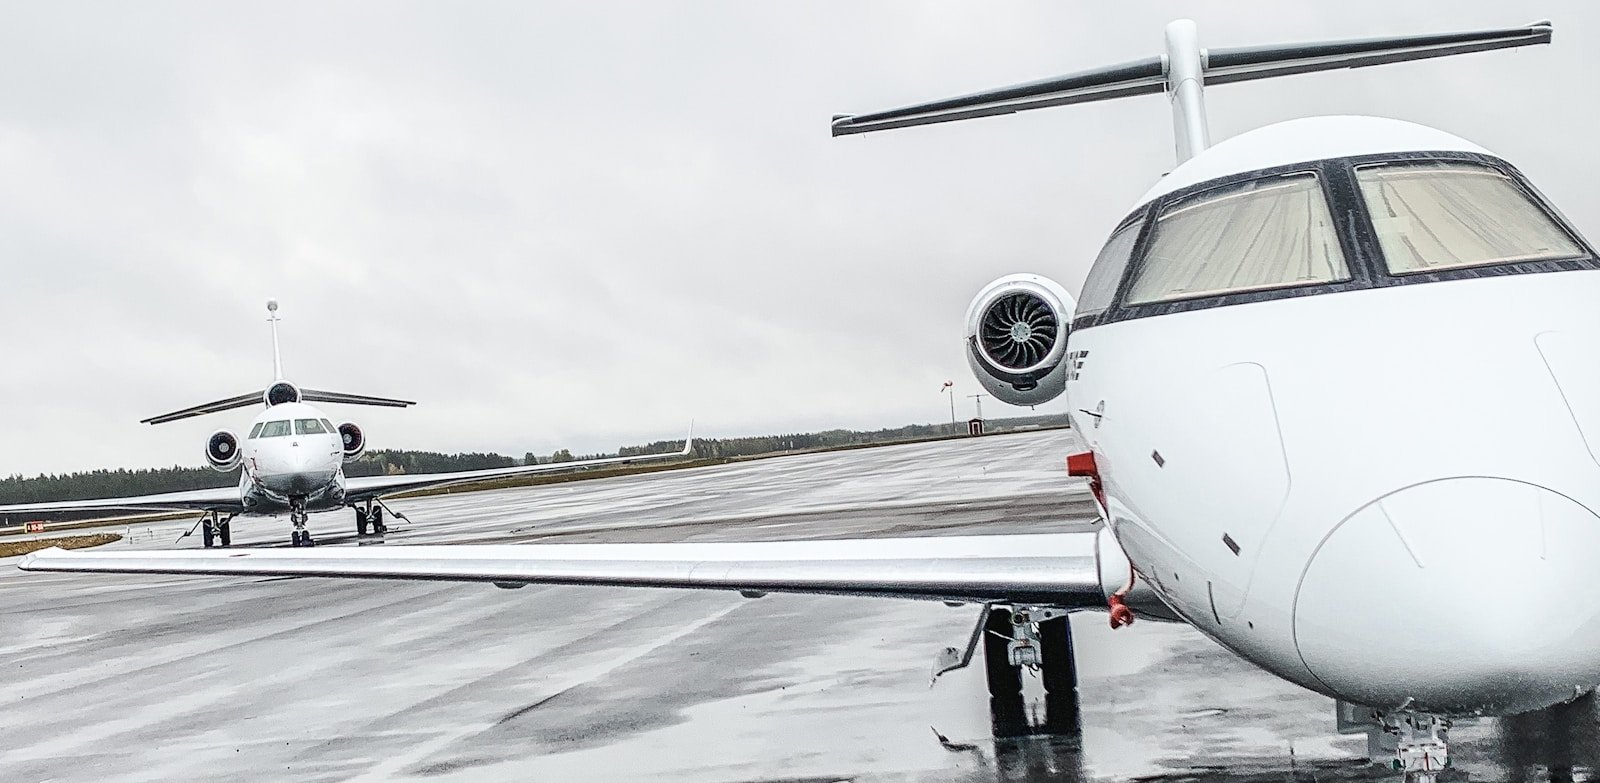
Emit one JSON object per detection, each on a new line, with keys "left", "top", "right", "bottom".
{"left": 205, "top": 430, "right": 242, "bottom": 472}
{"left": 338, "top": 422, "right": 365, "bottom": 462}
{"left": 264, "top": 381, "right": 301, "bottom": 406}
{"left": 964, "top": 274, "right": 1076, "bottom": 407}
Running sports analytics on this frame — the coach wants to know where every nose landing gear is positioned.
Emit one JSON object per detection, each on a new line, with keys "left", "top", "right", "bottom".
{"left": 288, "top": 498, "right": 314, "bottom": 547}
{"left": 1339, "top": 702, "right": 1452, "bottom": 782}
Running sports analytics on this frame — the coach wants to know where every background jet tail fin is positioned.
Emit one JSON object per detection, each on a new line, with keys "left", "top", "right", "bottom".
{"left": 298, "top": 389, "right": 416, "bottom": 409}
{"left": 141, "top": 391, "right": 265, "bottom": 425}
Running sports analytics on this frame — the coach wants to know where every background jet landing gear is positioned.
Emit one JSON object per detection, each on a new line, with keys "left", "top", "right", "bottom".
{"left": 288, "top": 499, "right": 314, "bottom": 547}
{"left": 354, "top": 501, "right": 387, "bottom": 541}
{"left": 199, "top": 512, "right": 233, "bottom": 548}
{"left": 980, "top": 605, "right": 1079, "bottom": 738}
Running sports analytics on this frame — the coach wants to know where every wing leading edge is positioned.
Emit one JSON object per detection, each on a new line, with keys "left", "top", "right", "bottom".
{"left": 17, "top": 532, "right": 1107, "bottom": 606}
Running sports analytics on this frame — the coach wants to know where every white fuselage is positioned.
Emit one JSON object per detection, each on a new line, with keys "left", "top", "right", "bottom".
{"left": 236, "top": 402, "right": 347, "bottom": 513}
{"left": 1069, "top": 268, "right": 1600, "bottom": 716}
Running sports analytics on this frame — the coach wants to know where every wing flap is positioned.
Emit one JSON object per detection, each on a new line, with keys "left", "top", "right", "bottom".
{"left": 18, "top": 533, "right": 1106, "bottom": 606}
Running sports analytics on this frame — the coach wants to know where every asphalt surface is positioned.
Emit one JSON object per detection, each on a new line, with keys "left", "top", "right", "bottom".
{"left": 2, "top": 429, "right": 1595, "bottom": 782}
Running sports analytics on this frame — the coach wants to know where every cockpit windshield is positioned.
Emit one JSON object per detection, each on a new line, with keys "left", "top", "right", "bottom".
{"left": 259, "top": 420, "right": 291, "bottom": 438}
{"left": 1355, "top": 161, "right": 1583, "bottom": 274}
{"left": 1123, "top": 172, "right": 1350, "bottom": 305}
{"left": 295, "top": 419, "right": 327, "bottom": 435}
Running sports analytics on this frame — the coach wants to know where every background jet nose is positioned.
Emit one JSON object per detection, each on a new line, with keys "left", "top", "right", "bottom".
{"left": 1294, "top": 478, "right": 1600, "bottom": 715}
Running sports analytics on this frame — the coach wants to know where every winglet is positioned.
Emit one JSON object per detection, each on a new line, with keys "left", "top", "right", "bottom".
{"left": 17, "top": 547, "right": 66, "bottom": 571}
{"left": 681, "top": 420, "right": 696, "bottom": 455}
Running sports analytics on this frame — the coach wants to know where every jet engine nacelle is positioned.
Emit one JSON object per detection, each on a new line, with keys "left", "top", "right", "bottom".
{"left": 338, "top": 422, "right": 365, "bottom": 462}
{"left": 205, "top": 430, "right": 242, "bottom": 472}
{"left": 264, "top": 381, "right": 301, "bottom": 406}
{"left": 964, "top": 274, "right": 1076, "bottom": 407}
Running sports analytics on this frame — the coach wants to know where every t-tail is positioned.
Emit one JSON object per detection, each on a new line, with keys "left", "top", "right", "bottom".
{"left": 140, "top": 299, "right": 416, "bottom": 425}
{"left": 831, "top": 18, "right": 1551, "bottom": 164}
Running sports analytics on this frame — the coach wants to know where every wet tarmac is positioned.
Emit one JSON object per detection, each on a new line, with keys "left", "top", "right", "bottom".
{"left": 2, "top": 430, "right": 1596, "bottom": 782}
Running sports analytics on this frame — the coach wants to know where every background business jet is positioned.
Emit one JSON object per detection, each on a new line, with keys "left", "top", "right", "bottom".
{"left": 2, "top": 300, "right": 692, "bottom": 548}
{"left": 22, "top": 20, "right": 1588, "bottom": 781}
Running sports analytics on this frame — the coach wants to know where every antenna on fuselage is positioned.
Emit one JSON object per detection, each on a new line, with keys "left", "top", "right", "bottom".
{"left": 266, "top": 298, "right": 284, "bottom": 381}
{"left": 831, "top": 19, "right": 1552, "bottom": 164}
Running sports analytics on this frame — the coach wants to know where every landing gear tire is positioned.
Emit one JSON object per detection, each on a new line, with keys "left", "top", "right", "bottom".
{"left": 983, "top": 606, "right": 1028, "bottom": 738}
{"left": 218, "top": 518, "right": 232, "bottom": 547}
{"left": 1038, "top": 615, "right": 1080, "bottom": 734}
{"left": 202, "top": 522, "right": 215, "bottom": 548}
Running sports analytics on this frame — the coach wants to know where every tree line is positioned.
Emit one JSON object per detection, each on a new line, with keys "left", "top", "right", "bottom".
{"left": 0, "top": 414, "right": 1067, "bottom": 505}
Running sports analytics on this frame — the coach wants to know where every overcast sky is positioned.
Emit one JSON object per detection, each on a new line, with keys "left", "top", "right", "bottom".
{"left": 2, "top": 2, "right": 1597, "bottom": 476}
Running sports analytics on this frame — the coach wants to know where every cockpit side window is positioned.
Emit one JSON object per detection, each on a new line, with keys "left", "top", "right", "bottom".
{"left": 295, "top": 419, "right": 327, "bottom": 435}
{"left": 1076, "top": 220, "right": 1143, "bottom": 321}
{"left": 248, "top": 422, "right": 265, "bottom": 440}
{"left": 259, "top": 420, "right": 291, "bottom": 438}
{"left": 1355, "top": 161, "right": 1584, "bottom": 275}
{"left": 1124, "top": 172, "right": 1351, "bottom": 305}
{"left": 320, "top": 419, "right": 335, "bottom": 433}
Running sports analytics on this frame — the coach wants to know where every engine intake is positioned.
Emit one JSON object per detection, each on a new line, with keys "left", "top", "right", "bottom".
{"left": 338, "top": 422, "right": 365, "bottom": 462}
{"left": 264, "top": 381, "right": 301, "bottom": 406}
{"left": 205, "top": 430, "right": 241, "bottom": 472}
{"left": 965, "top": 274, "right": 1075, "bottom": 407}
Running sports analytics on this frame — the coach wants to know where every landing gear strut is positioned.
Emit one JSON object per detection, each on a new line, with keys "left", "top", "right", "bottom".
{"left": 199, "top": 511, "right": 233, "bottom": 548}
{"left": 354, "top": 500, "right": 387, "bottom": 538}
{"left": 289, "top": 498, "right": 314, "bottom": 547}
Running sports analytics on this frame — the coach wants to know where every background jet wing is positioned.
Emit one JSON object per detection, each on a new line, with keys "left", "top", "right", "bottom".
{"left": 0, "top": 485, "right": 245, "bottom": 516}
{"left": 141, "top": 391, "right": 264, "bottom": 425}
{"left": 18, "top": 532, "right": 1107, "bottom": 606}
{"left": 343, "top": 431, "right": 694, "bottom": 502}
{"left": 298, "top": 389, "right": 415, "bottom": 409}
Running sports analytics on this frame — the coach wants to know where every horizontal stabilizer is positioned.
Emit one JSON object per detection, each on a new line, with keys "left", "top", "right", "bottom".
{"left": 141, "top": 391, "right": 264, "bottom": 425}
{"left": 830, "top": 20, "right": 1551, "bottom": 138}
{"left": 1203, "top": 20, "right": 1552, "bottom": 86}
{"left": 299, "top": 389, "right": 416, "bottom": 409}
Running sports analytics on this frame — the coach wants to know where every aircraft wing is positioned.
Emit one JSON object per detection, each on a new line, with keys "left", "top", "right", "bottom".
{"left": 17, "top": 532, "right": 1109, "bottom": 607}
{"left": 0, "top": 485, "right": 243, "bottom": 516}
{"left": 344, "top": 431, "right": 695, "bottom": 502}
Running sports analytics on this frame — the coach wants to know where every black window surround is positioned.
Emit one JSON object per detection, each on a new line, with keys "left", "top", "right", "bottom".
{"left": 1071, "top": 150, "right": 1599, "bottom": 330}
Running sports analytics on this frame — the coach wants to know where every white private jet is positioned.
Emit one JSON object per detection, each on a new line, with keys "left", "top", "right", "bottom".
{"left": 3, "top": 300, "right": 693, "bottom": 548}
{"left": 19, "top": 19, "right": 1589, "bottom": 779}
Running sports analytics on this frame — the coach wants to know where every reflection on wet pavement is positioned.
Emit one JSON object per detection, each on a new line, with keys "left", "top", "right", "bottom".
{"left": 3, "top": 430, "right": 1597, "bottom": 781}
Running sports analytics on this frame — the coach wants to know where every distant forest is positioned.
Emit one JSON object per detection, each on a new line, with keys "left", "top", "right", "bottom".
{"left": 0, "top": 414, "right": 1068, "bottom": 505}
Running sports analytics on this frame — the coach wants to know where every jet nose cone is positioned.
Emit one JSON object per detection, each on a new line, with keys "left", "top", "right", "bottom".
{"left": 1295, "top": 478, "right": 1600, "bottom": 715}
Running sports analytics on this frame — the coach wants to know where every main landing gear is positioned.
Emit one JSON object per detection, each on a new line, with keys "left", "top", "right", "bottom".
{"left": 932, "top": 604, "right": 1080, "bottom": 738}
{"left": 354, "top": 500, "right": 387, "bottom": 538}
{"left": 289, "top": 498, "right": 315, "bottom": 547}
{"left": 199, "top": 511, "right": 234, "bottom": 548}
